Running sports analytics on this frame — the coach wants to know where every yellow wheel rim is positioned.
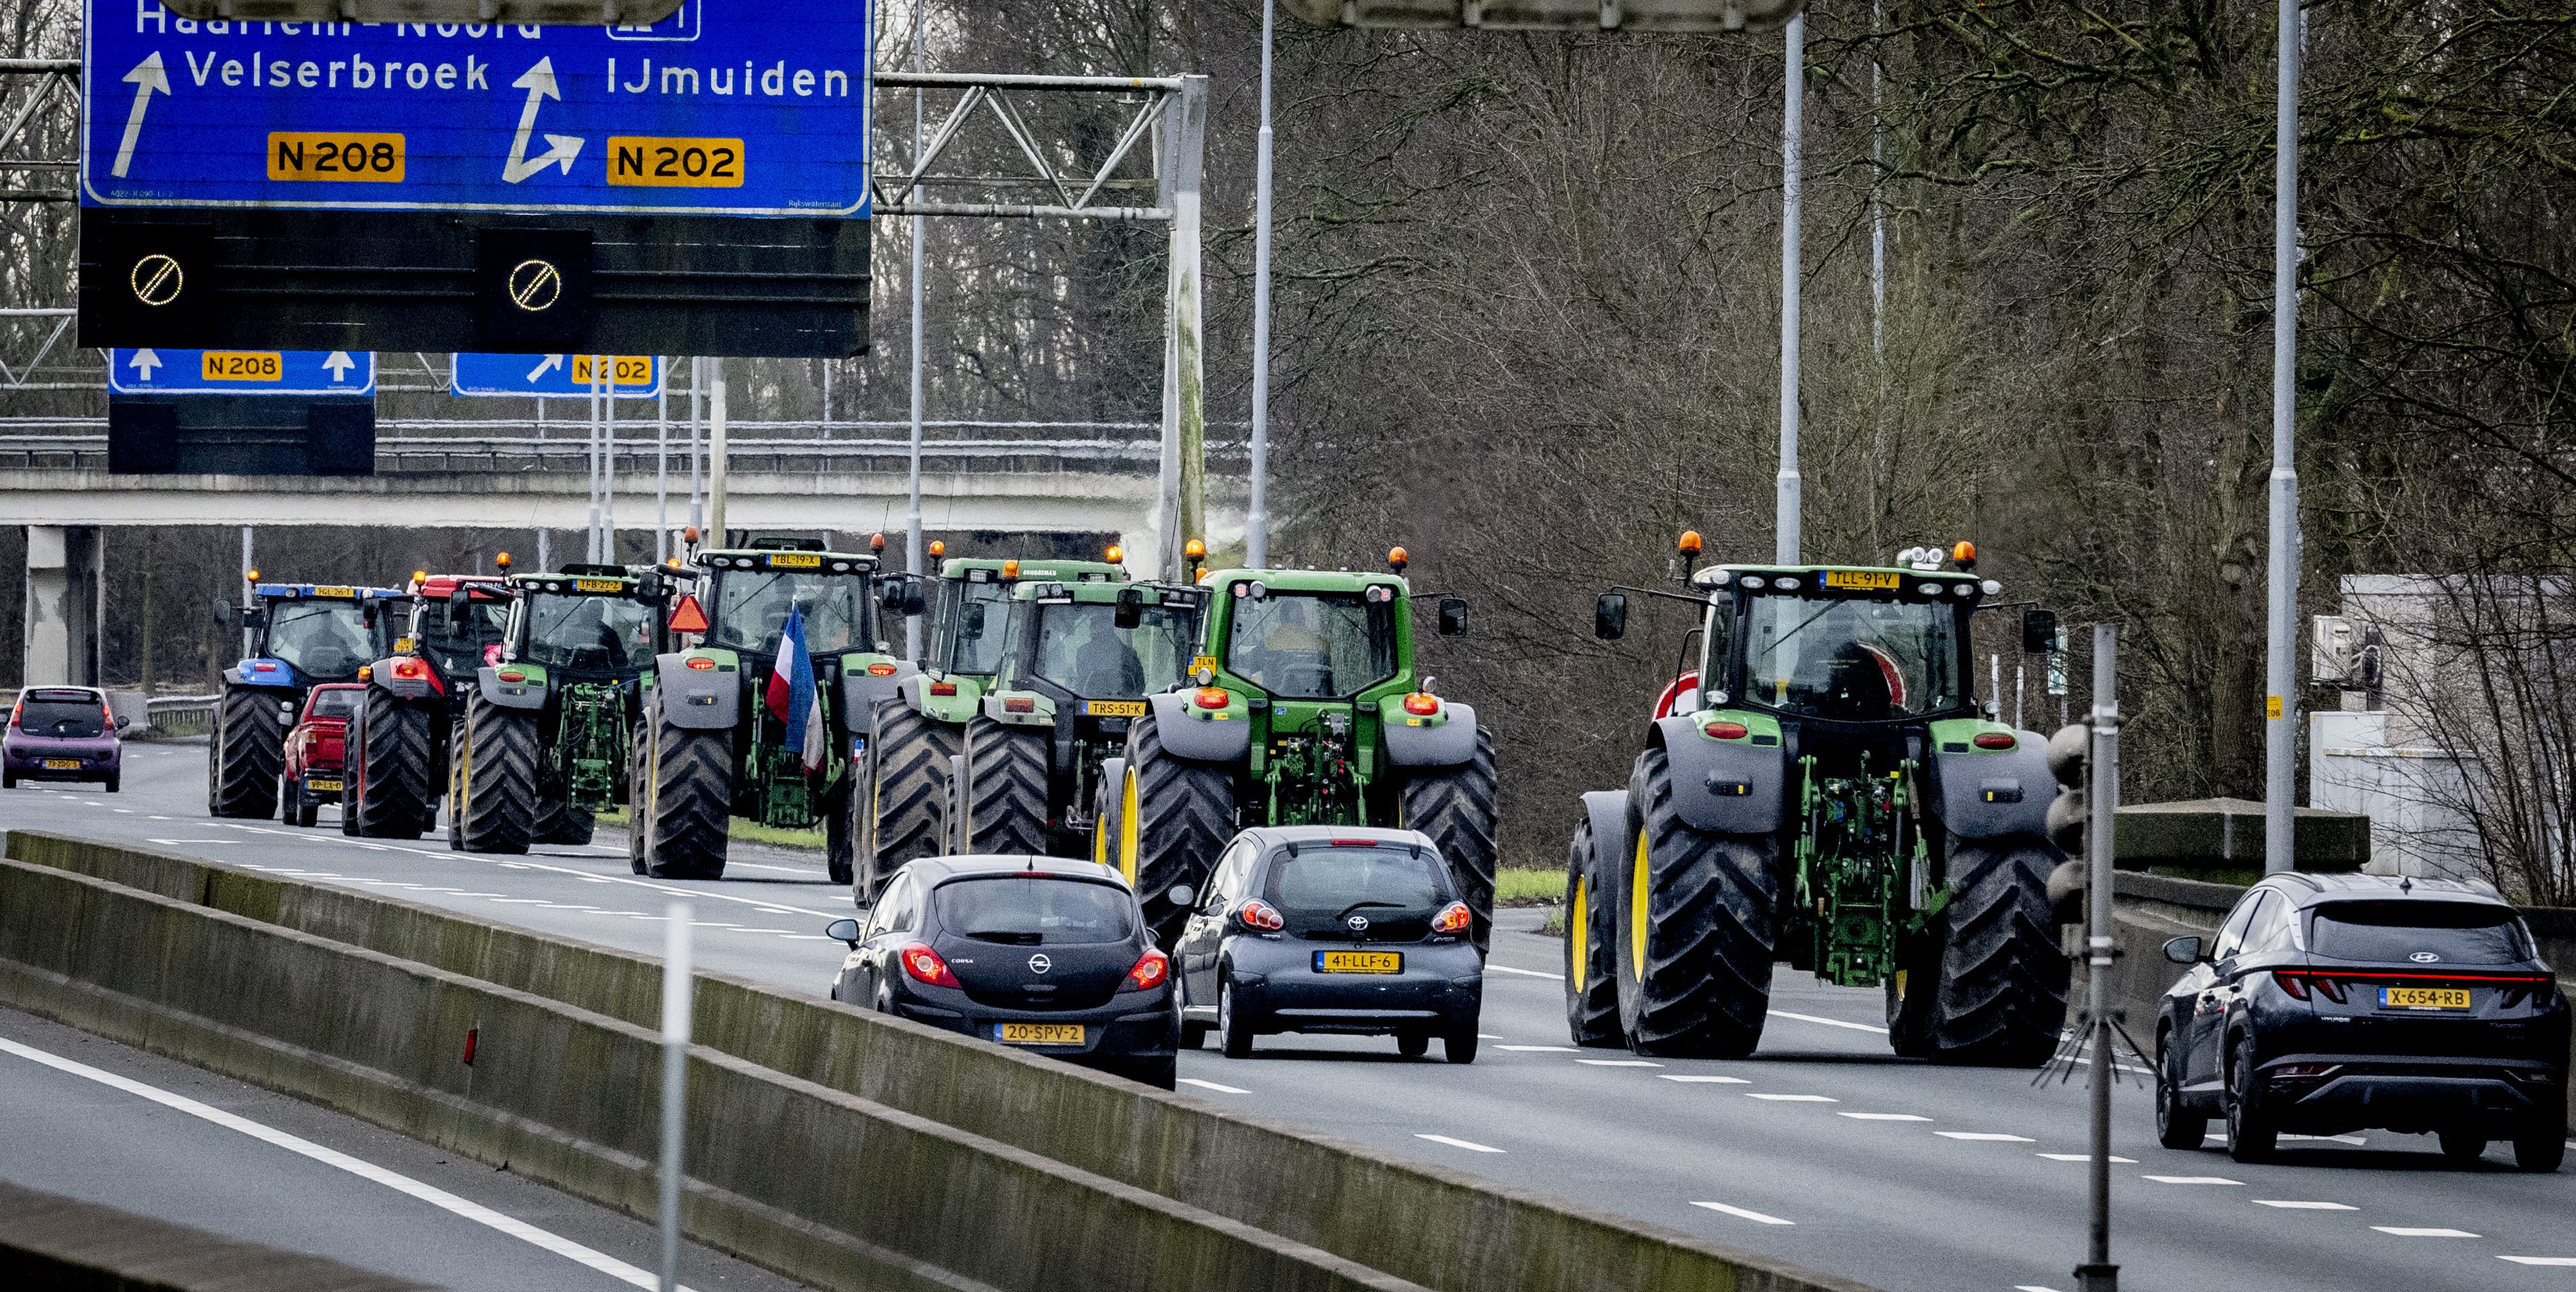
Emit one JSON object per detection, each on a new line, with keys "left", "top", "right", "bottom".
{"left": 1118, "top": 766, "right": 1142, "bottom": 885}
{"left": 1569, "top": 875, "right": 1590, "bottom": 986}
{"left": 1631, "top": 825, "right": 1651, "bottom": 982}
{"left": 1093, "top": 788, "right": 1112, "bottom": 867}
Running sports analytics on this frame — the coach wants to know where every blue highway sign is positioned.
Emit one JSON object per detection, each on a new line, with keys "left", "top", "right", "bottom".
{"left": 108, "top": 347, "right": 374, "bottom": 395}
{"left": 452, "top": 351, "right": 664, "bottom": 398}
{"left": 81, "top": 0, "right": 870, "bottom": 217}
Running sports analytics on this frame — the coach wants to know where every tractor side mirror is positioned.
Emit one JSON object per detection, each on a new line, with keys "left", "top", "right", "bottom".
{"left": 446, "top": 590, "right": 471, "bottom": 634}
{"left": 1114, "top": 586, "right": 1145, "bottom": 631}
{"left": 961, "top": 603, "right": 986, "bottom": 641}
{"left": 825, "top": 918, "right": 862, "bottom": 947}
{"left": 636, "top": 569, "right": 665, "bottom": 604}
{"left": 2162, "top": 935, "right": 2206, "bottom": 966}
{"left": 1437, "top": 598, "right": 1468, "bottom": 638}
{"left": 361, "top": 602, "right": 379, "bottom": 630}
{"left": 212, "top": 598, "right": 234, "bottom": 626}
{"left": 2023, "top": 609, "right": 2059, "bottom": 656}
{"left": 1594, "top": 592, "right": 1629, "bottom": 641}
{"left": 1164, "top": 884, "right": 1195, "bottom": 909}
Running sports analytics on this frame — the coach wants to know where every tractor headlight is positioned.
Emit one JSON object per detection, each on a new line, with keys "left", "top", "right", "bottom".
{"left": 1981, "top": 580, "right": 2002, "bottom": 596}
{"left": 1740, "top": 576, "right": 1767, "bottom": 590}
{"left": 1773, "top": 576, "right": 1800, "bottom": 590}
{"left": 1917, "top": 582, "right": 1941, "bottom": 597}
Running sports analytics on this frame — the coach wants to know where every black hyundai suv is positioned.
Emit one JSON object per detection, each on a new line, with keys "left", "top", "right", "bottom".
{"left": 825, "top": 856, "right": 1179, "bottom": 1089}
{"left": 2154, "top": 873, "right": 2567, "bottom": 1169}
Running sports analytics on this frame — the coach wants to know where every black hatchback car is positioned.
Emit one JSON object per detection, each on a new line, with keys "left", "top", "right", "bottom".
{"left": 1173, "top": 825, "right": 1484, "bottom": 1062}
{"left": 2154, "top": 873, "right": 2567, "bottom": 1169}
{"left": 826, "top": 856, "right": 1178, "bottom": 1089}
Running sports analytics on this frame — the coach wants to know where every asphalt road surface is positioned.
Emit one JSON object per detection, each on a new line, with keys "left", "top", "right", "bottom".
{"left": 6, "top": 739, "right": 2574, "bottom": 1292}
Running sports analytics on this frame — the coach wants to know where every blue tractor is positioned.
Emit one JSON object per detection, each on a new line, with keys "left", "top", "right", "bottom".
{"left": 207, "top": 580, "right": 401, "bottom": 819}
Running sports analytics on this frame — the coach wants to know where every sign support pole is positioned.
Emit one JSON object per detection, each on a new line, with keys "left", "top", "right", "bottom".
{"left": 239, "top": 527, "right": 254, "bottom": 656}
{"left": 688, "top": 358, "right": 704, "bottom": 535}
{"left": 656, "top": 378, "right": 669, "bottom": 565}
{"left": 904, "top": 23, "right": 927, "bottom": 660}
{"left": 1773, "top": 12, "right": 1804, "bottom": 566}
{"left": 1244, "top": 0, "right": 1277, "bottom": 570}
{"left": 2264, "top": 0, "right": 2302, "bottom": 875}
{"left": 586, "top": 367, "right": 603, "bottom": 563}
{"left": 603, "top": 363, "right": 618, "bottom": 562}
{"left": 708, "top": 360, "right": 730, "bottom": 546}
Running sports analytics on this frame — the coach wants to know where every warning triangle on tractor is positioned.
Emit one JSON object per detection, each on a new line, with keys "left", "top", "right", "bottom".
{"left": 667, "top": 593, "right": 710, "bottom": 634}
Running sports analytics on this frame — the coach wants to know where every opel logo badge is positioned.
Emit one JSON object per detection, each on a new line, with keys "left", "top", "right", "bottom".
{"left": 2410, "top": 951, "right": 2440, "bottom": 963}
{"left": 1027, "top": 953, "right": 1051, "bottom": 974}
{"left": 1347, "top": 915, "right": 1369, "bottom": 932}
{"left": 130, "top": 253, "right": 183, "bottom": 306}
{"left": 507, "top": 258, "right": 562, "bottom": 312}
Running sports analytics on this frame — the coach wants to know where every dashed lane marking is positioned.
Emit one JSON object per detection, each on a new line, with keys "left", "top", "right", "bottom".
{"left": 2014, "top": 1285, "right": 2067, "bottom": 1292}
{"left": 2037, "top": 1153, "right": 2135, "bottom": 1163}
{"left": 1689, "top": 1200, "right": 1793, "bottom": 1226}
{"left": 1496, "top": 1045, "right": 1580, "bottom": 1052}
{"left": 1936, "top": 1132, "right": 2033, "bottom": 1142}
{"left": 2373, "top": 1227, "right": 2479, "bottom": 1238}
{"left": 2500, "top": 1257, "right": 2576, "bottom": 1266}
{"left": 1660, "top": 1075, "right": 1751, "bottom": 1085}
{"left": 1415, "top": 1134, "right": 1505, "bottom": 1153}
{"left": 2253, "top": 1200, "right": 2357, "bottom": 1210}
{"left": 1768, "top": 1010, "right": 1888, "bottom": 1034}
{"left": 1745, "top": 1093, "right": 1837, "bottom": 1103}
{"left": 1575, "top": 1059, "right": 1662, "bottom": 1067}
{"left": 1477, "top": 1033, "right": 1503, "bottom": 1040}
{"left": 147, "top": 838, "right": 230, "bottom": 845}
{"left": 1486, "top": 965, "right": 1560, "bottom": 980}
{"left": 1177, "top": 1078, "right": 1251, "bottom": 1095}
{"left": 1839, "top": 1112, "right": 1932, "bottom": 1122}
{"left": 0, "top": 1035, "right": 690, "bottom": 1291}
{"left": 2142, "top": 1176, "right": 2241, "bottom": 1185}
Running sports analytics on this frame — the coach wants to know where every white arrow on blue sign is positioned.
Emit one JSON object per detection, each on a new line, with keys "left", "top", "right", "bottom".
{"left": 451, "top": 352, "right": 664, "bottom": 399}
{"left": 81, "top": 0, "right": 870, "bottom": 218}
{"left": 108, "top": 347, "right": 375, "bottom": 395}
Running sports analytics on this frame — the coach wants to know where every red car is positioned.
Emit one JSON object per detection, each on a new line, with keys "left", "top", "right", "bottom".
{"left": 281, "top": 683, "right": 364, "bottom": 827}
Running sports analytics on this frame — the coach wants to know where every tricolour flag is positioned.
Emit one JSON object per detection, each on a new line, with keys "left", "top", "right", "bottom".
{"left": 765, "top": 603, "right": 829, "bottom": 773}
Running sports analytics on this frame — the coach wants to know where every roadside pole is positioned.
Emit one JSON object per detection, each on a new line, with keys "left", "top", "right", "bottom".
{"left": 656, "top": 378, "right": 669, "bottom": 565}
{"left": 1773, "top": 12, "right": 1804, "bottom": 566}
{"left": 904, "top": 16, "right": 926, "bottom": 660}
{"left": 658, "top": 900, "right": 692, "bottom": 1292}
{"left": 1244, "top": 0, "right": 1277, "bottom": 570}
{"left": 238, "top": 527, "right": 254, "bottom": 656}
{"left": 2079, "top": 624, "right": 2121, "bottom": 1292}
{"left": 708, "top": 360, "right": 730, "bottom": 545}
{"left": 688, "top": 358, "right": 704, "bottom": 535}
{"left": 586, "top": 364, "right": 604, "bottom": 563}
{"left": 1156, "top": 75, "right": 1210, "bottom": 582}
{"left": 602, "top": 362, "right": 618, "bottom": 562}
{"left": 2263, "top": 0, "right": 2302, "bottom": 875}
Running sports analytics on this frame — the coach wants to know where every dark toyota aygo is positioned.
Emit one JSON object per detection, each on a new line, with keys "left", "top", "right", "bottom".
{"left": 826, "top": 856, "right": 1178, "bottom": 1089}
{"left": 2155, "top": 872, "right": 2567, "bottom": 1169}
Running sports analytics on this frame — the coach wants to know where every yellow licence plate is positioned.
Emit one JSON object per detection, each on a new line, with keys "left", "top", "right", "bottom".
{"left": 574, "top": 578, "right": 625, "bottom": 593}
{"left": 1823, "top": 570, "right": 1901, "bottom": 590}
{"left": 1316, "top": 950, "right": 1403, "bottom": 974}
{"left": 42, "top": 759, "right": 79, "bottom": 770}
{"left": 996, "top": 1023, "right": 1085, "bottom": 1046}
{"left": 312, "top": 585, "right": 355, "bottom": 599}
{"left": 308, "top": 779, "right": 342, "bottom": 792}
{"left": 1085, "top": 700, "right": 1147, "bottom": 718}
{"left": 767, "top": 553, "right": 821, "bottom": 568}
{"left": 2380, "top": 986, "right": 2471, "bottom": 1010}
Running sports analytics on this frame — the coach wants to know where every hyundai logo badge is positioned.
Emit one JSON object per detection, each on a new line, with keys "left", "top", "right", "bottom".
{"left": 1346, "top": 915, "right": 1369, "bottom": 932}
{"left": 1027, "top": 953, "right": 1051, "bottom": 974}
{"left": 2410, "top": 951, "right": 2440, "bottom": 963}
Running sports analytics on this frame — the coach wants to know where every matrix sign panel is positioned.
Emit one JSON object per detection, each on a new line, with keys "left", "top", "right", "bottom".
{"left": 82, "top": 0, "right": 870, "bottom": 217}
{"left": 108, "top": 347, "right": 374, "bottom": 395}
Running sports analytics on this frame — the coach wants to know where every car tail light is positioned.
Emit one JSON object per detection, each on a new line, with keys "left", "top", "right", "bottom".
{"left": 1003, "top": 698, "right": 1036, "bottom": 713}
{"left": 1194, "top": 687, "right": 1230, "bottom": 710}
{"left": 1431, "top": 902, "right": 1473, "bottom": 935}
{"left": 1973, "top": 732, "right": 2016, "bottom": 750}
{"left": 930, "top": 682, "right": 958, "bottom": 696}
{"left": 2275, "top": 972, "right": 2346, "bottom": 1004}
{"left": 2499, "top": 976, "right": 2554, "bottom": 1009}
{"left": 685, "top": 657, "right": 716, "bottom": 671}
{"left": 1235, "top": 899, "right": 1284, "bottom": 932}
{"left": 497, "top": 669, "right": 526, "bottom": 683}
{"left": 252, "top": 662, "right": 279, "bottom": 672}
{"left": 900, "top": 943, "right": 961, "bottom": 988}
{"left": 2506, "top": 1067, "right": 2558, "bottom": 1085}
{"left": 867, "top": 662, "right": 899, "bottom": 677}
{"left": 2271, "top": 1062, "right": 2338, "bottom": 1078}
{"left": 1402, "top": 693, "right": 1440, "bottom": 716}
{"left": 1120, "top": 948, "right": 1171, "bottom": 992}
{"left": 392, "top": 659, "right": 424, "bottom": 680}
{"left": 1703, "top": 720, "right": 1749, "bottom": 740}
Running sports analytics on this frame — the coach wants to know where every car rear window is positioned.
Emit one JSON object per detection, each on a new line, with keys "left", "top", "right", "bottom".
{"left": 17, "top": 698, "right": 104, "bottom": 737}
{"left": 2309, "top": 901, "right": 2533, "bottom": 965}
{"left": 1264, "top": 846, "right": 1449, "bottom": 916}
{"left": 308, "top": 690, "right": 361, "bottom": 718}
{"left": 933, "top": 875, "right": 1135, "bottom": 945}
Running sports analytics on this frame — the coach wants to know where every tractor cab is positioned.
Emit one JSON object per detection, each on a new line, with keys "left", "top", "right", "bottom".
{"left": 498, "top": 566, "right": 663, "bottom": 681}
{"left": 399, "top": 573, "right": 513, "bottom": 684}
{"left": 893, "top": 554, "right": 1128, "bottom": 722}
{"left": 228, "top": 582, "right": 403, "bottom": 690}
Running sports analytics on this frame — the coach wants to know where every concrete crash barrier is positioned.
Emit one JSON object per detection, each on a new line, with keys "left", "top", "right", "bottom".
{"left": 0, "top": 1178, "right": 438, "bottom": 1292}
{"left": 0, "top": 856, "right": 1433, "bottom": 1292}
{"left": 5, "top": 831, "right": 1882, "bottom": 1292}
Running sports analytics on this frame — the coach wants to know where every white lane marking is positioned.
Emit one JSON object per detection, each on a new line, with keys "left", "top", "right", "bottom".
{"left": 733, "top": 928, "right": 794, "bottom": 935}
{"left": 0, "top": 1035, "right": 687, "bottom": 1291}
{"left": 2373, "top": 1227, "right": 2479, "bottom": 1238}
{"left": 1660, "top": 1074, "right": 1751, "bottom": 1085}
{"left": 490, "top": 898, "right": 551, "bottom": 904}
{"left": 1839, "top": 1112, "right": 1932, "bottom": 1122}
{"left": 113, "top": 809, "right": 133, "bottom": 814}
{"left": 2037, "top": 1153, "right": 2136, "bottom": 1163}
{"left": 1415, "top": 1134, "right": 1504, "bottom": 1153}
{"left": 1690, "top": 1200, "right": 1794, "bottom": 1225}
{"left": 149, "top": 815, "right": 174, "bottom": 820}
{"left": 2501, "top": 1256, "right": 2576, "bottom": 1266}
{"left": 2254, "top": 1200, "right": 2358, "bottom": 1210}
{"left": 1176, "top": 1078, "right": 1251, "bottom": 1095}
{"left": 1768, "top": 1009, "right": 1887, "bottom": 1034}
{"left": 451, "top": 892, "right": 508, "bottom": 898}
{"left": 2143, "top": 1176, "right": 2241, "bottom": 1185}
{"left": 1575, "top": 1059, "right": 1662, "bottom": 1067}
{"left": 778, "top": 934, "right": 832, "bottom": 941}
{"left": 1745, "top": 1093, "right": 1837, "bottom": 1103}
{"left": 1484, "top": 964, "right": 1559, "bottom": 979}
{"left": 1936, "top": 1132, "right": 2034, "bottom": 1142}
{"left": 148, "top": 838, "right": 230, "bottom": 845}
{"left": 2014, "top": 1285, "right": 2067, "bottom": 1292}
{"left": 1496, "top": 1045, "right": 1579, "bottom": 1052}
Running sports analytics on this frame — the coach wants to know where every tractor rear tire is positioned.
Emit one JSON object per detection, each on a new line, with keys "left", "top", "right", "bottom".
{"left": 1398, "top": 725, "right": 1501, "bottom": 951}
{"left": 1091, "top": 756, "right": 1128, "bottom": 869}
{"left": 1612, "top": 745, "right": 1777, "bottom": 1059}
{"left": 351, "top": 689, "right": 434, "bottom": 840}
{"left": 208, "top": 686, "right": 286, "bottom": 819}
{"left": 1121, "top": 713, "right": 1234, "bottom": 947}
{"left": 965, "top": 715, "right": 1054, "bottom": 857}
{"left": 533, "top": 794, "right": 597, "bottom": 846}
{"left": 1925, "top": 836, "right": 2070, "bottom": 1066}
{"left": 824, "top": 776, "right": 854, "bottom": 887}
{"left": 639, "top": 689, "right": 731, "bottom": 880}
{"left": 863, "top": 698, "right": 960, "bottom": 901}
{"left": 1563, "top": 812, "right": 1624, "bottom": 1048}
{"left": 454, "top": 695, "right": 537, "bottom": 854}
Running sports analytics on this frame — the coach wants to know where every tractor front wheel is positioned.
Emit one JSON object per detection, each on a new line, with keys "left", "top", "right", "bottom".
{"left": 1923, "top": 836, "right": 2070, "bottom": 1066}
{"left": 1563, "top": 809, "right": 1623, "bottom": 1048}
{"left": 1121, "top": 714, "right": 1233, "bottom": 947}
{"left": 454, "top": 695, "right": 538, "bottom": 854}
{"left": 638, "top": 689, "right": 731, "bottom": 880}
{"left": 1397, "top": 725, "right": 1500, "bottom": 950}
{"left": 965, "top": 715, "right": 1054, "bottom": 857}
{"left": 863, "top": 698, "right": 961, "bottom": 902}
{"left": 533, "top": 793, "right": 597, "bottom": 847}
{"left": 1612, "top": 745, "right": 1777, "bottom": 1058}
{"left": 351, "top": 689, "right": 434, "bottom": 840}
{"left": 208, "top": 686, "right": 286, "bottom": 819}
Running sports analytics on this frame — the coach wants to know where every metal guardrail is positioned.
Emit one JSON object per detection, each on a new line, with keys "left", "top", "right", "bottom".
{"left": 0, "top": 432, "right": 1248, "bottom": 475}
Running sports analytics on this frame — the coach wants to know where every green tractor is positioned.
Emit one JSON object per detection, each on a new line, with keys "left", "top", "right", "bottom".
{"left": 1567, "top": 536, "right": 2067, "bottom": 1064}
{"left": 447, "top": 565, "right": 665, "bottom": 854}
{"left": 1108, "top": 551, "right": 1499, "bottom": 947}
{"left": 631, "top": 539, "right": 906, "bottom": 881}
{"left": 856, "top": 552, "right": 1127, "bottom": 899}
{"left": 957, "top": 575, "right": 1207, "bottom": 860}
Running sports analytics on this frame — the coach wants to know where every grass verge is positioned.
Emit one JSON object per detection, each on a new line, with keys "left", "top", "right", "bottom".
{"left": 593, "top": 806, "right": 826, "bottom": 850}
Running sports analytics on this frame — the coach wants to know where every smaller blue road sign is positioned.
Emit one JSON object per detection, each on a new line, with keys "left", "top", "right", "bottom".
{"left": 451, "top": 351, "right": 664, "bottom": 399}
{"left": 108, "top": 347, "right": 373, "bottom": 395}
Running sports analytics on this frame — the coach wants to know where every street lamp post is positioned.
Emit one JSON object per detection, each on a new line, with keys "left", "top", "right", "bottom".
{"left": 2263, "top": 0, "right": 2302, "bottom": 874}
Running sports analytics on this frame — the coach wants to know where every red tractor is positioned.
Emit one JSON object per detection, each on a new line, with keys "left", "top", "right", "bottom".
{"left": 342, "top": 569, "right": 515, "bottom": 838}
{"left": 281, "top": 683, "right": 364, "bottom": 827}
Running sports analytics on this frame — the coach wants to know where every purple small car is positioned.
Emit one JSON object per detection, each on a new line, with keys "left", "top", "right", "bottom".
{"left": 3, "top": 685, "right": 126, "bottom": 792}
